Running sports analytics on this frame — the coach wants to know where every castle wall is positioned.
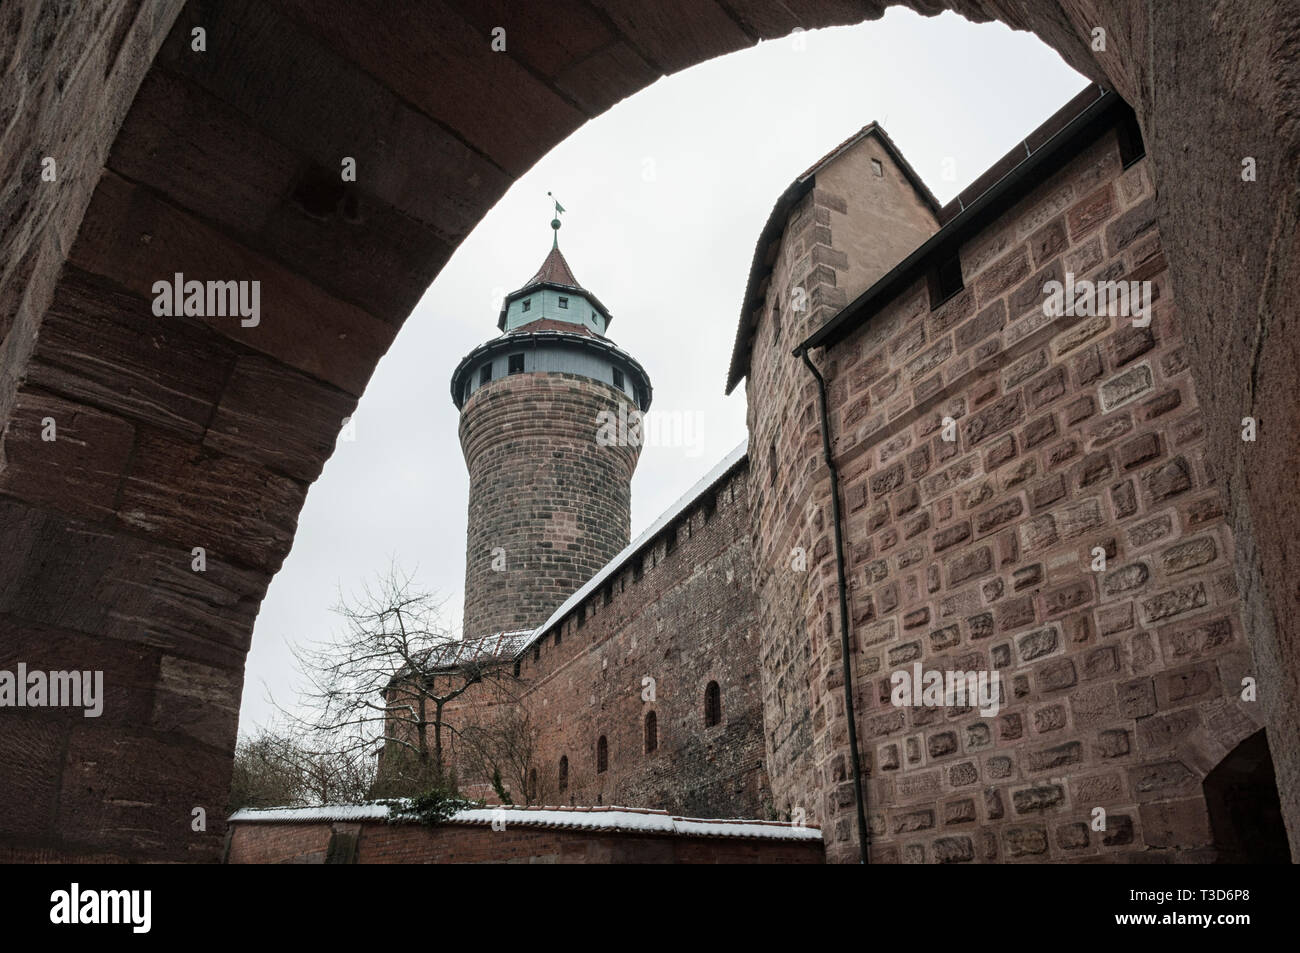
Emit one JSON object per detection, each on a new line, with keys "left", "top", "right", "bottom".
{"left": 225, "top": 814, "right": 824, "bottom": 864}
{"left": 458, "top": 372, "right": 639, "bottom": 639}
{"left": 747, "top": 124, "right": 1265, "bottom": 862}
{"left": 439, "top": 459, "right": 768, "bottom": 821}
{"left": 516, "top": 462, "right": 767, "bottom": 818}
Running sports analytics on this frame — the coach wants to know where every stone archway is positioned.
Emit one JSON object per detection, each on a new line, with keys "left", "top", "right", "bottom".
{"left": 1203, "top": 729, "right": 1290, "bottom": 863}
{"left": 1, "top": 0, "right": 1297, "bottom": 861}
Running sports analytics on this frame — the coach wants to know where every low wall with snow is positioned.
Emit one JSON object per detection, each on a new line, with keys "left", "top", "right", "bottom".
{"left": 225, "top": 804, "right": 824, "bottom": 864}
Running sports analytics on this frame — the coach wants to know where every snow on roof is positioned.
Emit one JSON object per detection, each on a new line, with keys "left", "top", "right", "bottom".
{"left": 426, "top": 628, "right": 533, "bottom": 670}
{"left": 230, "top": 804, "right": 392, "bottom": 823}
{"left": 517, "top": 438, "right": 749, "bottom": 655}
{"left": 229, "top": 803, "right": 822, "bottom": 842}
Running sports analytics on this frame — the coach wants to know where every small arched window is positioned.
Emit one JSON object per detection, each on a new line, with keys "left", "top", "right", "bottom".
{"left": 644, "top": 711, "right": 658, "bottom": 754}
{"left": 704, "top": 681, "right": 722, "bottom": 727}
{"left": 558, "top": 755, "right": 569, "bottom": 792}
{"left": 596, "top": 735, "right": 608, "bottom": 773}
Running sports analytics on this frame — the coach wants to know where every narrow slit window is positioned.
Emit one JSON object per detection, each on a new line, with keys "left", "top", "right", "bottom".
{"left": 704, "top": 681, "right": 722, "bottom": 727}
{"left": 596, "top": 736, "right": 608, "bottom": 773}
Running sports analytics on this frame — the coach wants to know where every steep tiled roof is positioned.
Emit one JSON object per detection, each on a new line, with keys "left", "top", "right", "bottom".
{"left": 524, "top": 244, "right": 582, "bottom": 290}
{"left": 424, "top": 629, "right": 533, "bottom": 670}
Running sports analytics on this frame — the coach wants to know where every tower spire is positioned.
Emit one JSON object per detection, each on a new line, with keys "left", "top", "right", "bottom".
{"left": 547, "top": 191, "right": 565, "bottom": 248}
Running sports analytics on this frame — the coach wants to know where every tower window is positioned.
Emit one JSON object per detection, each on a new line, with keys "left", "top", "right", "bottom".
{"left": 508, "top": 353, "right": 525, "bottom": 374}
{"left": 871, "top": 158, "right": 883, "bottom": 177}
{"left": 479, "top": 364, "right": 491, "bottom": 386}
{"left": 521, "top": 298, "right": 531, "bottom": 312}
{"left": 645, "top": 711, "right": 658, "bottom": 754}
{"left": 612, "top": 367, "right": 624, "bottom": 390}
{"left": 596, "top": 736, "right": 608, "bottom": 773}
{"left": 558, "top": 296, "right": 569, "bottom": 309}
{"left": 558, "top": 755, "right": 568, "bottom": 792}
{"left": 704, "top": 681, "right": 722, "bottom": 727}
{"left": 928, "top": 251, "right": 964, "bottom": 309}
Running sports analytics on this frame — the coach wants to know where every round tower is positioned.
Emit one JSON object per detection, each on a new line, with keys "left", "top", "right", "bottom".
{"left": 451, "top": 216, "right": 652, "bottom": 640}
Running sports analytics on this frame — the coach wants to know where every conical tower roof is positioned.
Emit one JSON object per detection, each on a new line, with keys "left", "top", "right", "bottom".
{"left": 498, "top": 238, "right": 613, "bottom": 333}
{"left": 523, "top": 244, "right": 582, "bottom": 291}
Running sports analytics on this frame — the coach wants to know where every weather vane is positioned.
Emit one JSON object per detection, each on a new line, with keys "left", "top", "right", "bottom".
{"left": 548, "top": 191, "right": 565, "bottom": 247}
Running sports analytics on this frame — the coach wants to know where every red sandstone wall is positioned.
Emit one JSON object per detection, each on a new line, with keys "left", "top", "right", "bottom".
{"left": 440, "top": 460, "right": 768, "bottom": 820}
{"left": 459, "top": 372, "right": 639, "bottom": 640}
{"left": 517, "top": 463, "right": 767, "bottom": 818}
{"left": 226, "top": 819, "right": 824, "bottom": 864}
{"left": 748, "top": 125, "right": 1263, "bottom": 862}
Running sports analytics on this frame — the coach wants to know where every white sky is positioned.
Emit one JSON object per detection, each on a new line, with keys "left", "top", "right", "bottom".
{"left": 238, "top": 9, "right": 1087, "bottom": 734}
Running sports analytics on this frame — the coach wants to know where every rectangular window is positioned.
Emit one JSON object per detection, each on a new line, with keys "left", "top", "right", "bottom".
{"left": 612, "top": 367, "right": 624, "bottom": 390}
{"left": 521, "top": 298, "right": 531, "bottom": 312}
{"left": 665, "top": 524, "right": 678, "bottom": 556}
{"left": 927, "top": 251, "right": 964, "bottom": 309}
{"left": 508, "top": 353, "right": 524, "bottom": 374}
{"left": 558, "top": 296, "right": 569, "bottom": 309}
{"left": 1117, "top": 109, "right": 1146, "bottom": 168}
{"left": 632, "top": 554, "right": 643, "bottom": 582}
{"left": 871, "top": 158, "right": 883, "bottom": 177}
{"left": 479, "top": 364, "right": 491, "bottom": 386}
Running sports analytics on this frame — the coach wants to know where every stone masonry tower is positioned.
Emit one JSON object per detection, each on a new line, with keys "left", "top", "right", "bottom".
{"left": 451, "top": 215, "right": 652, "bottom": 640}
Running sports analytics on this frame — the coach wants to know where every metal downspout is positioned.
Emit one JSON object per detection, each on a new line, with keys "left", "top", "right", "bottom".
{"left": 796, "top": 345, "right": 869, "bottom": 864}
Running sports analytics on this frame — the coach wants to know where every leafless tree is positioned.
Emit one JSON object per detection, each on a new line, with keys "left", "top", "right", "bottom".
{"left": 456, "top": 704, "right": 546, "bottom": 805}
{"left": 228, "top": 725, "right": 374, "bottom": 812}
{"left": 284, "top": 564, "right": 521, "bottom": 797}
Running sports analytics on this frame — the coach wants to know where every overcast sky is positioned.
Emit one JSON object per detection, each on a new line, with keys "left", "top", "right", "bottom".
{"left": 237, "top": 9, "right": 1087, "bottom": 734}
